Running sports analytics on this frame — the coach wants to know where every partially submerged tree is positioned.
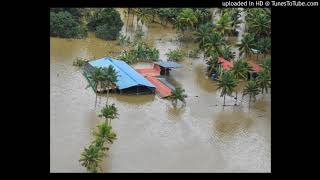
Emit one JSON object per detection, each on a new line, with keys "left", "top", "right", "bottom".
{"left": 99, "top": 103, "right": 119, "bottom": 126}
{"left": 216, "top": 71, "right": 238, "bottom": 106}
{"left": 242, "top": 80, "right": 260, "bottom": 107}
{"left": 170, "top": 87, "right": 187, "bottom": 107}
{"left": 256, "top": 69, "right": 271, "bottom": 94}
{"left": 166, "top": 49, "right": 183, "bottom": 62}
{"left": 102, "top": 66, "right": 119, "bottom": 105}
{"left": 89, "top": 67, "right": 106, "bottom": 106}
{"left": 231, "top": 59, "right": 251, "bottom": 104}
{"left": 79, "top": 144, "right": 105, "bottom": 173}
{"left": 238, "top": 33, "right": 256, "bottom": 58}
{"left": 93, "top": 122, "right": 117, "bottom": 144}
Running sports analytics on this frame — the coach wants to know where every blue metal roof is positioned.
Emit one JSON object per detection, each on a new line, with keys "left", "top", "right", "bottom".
{"left": 88, "top": 57, "right": 155, "bottom": 90}
{"left": 154, "top": 61, "right": 182, "bottom": 68}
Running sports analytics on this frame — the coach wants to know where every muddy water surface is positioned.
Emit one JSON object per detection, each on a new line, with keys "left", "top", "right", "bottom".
{"left": 50, "top": 9, "right": 270, "bottom": 172}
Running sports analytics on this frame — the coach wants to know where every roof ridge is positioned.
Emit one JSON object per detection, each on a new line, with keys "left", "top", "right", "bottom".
{"left": 106, "top": 58, "right": 153, "bottom": 87}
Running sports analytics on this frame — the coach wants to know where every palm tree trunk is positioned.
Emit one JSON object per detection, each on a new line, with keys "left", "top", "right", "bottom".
{"left": 249, "top": 95, "right": 251, "bottom": 108}
{"left": 126, "top": 13, "right": 129, "bottom": 36}
{"left": 136, "top": 17, "right": 139, "bottom": 29}
{"left": 223, "top": 95, "right": 226, "bottom": 106}
{"left": 109, "top": 119, "right": 112, "bottom": 126}
{"left": 235, "top": 91, "right": 238, "bottom": 105}
{"left": 132, "top": 13, "right": 134, "bottom": 27}
{"left": 95, "top": 83, "right": 98, "bottom": 108}
{"left": 107, "top": 88, "right": 110, "bottom": 105}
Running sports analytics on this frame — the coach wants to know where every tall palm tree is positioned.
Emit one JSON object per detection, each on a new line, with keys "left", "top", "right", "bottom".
{"left": 125, "top": 8, "right": 131, "bottom": 35}
{"left": 170, "top": 87, "right": 187, "bottom": 107}
{"left": 89, "top": 68, "right": 106, "bottom": 106}
{"left": 194, "top": 8, "right": 211, "bottom": 29}
{"left": 256, "top": 37, "right": 271, "bottom": 58}
{"left": 102, "top": 66, "right": 118, "bottom": 105}
{"left": 79, "top": 144, "right": 105, "bottom": 173}
{"left": 136, "top": 8, "right": 150, "bottom": 31}
{"left": 99, "top": 103, "right": 119, "bottom": 126}
{"left": 256, "top": 69, "right": 271, "bottom": 94}
{"left": 231, "top": 59, "right": 251, "bottom": 103}
{"left": 177, "top": 8, "right": 198, "bottom": 32}
{"left": 205, "top": 49, "right": 220, "bottom": 76}
{"left": 238, "top": 33, "right": 256, "bottom": 58}
{"left": 261, "top": 58, "right": 271, "bottom": 74}
{"left": 220, "top": 45, "right": 235, "bottom": 60}
{"left": 204, "top": 32, "right": 225, "bottom": 56}
{"left": 228, "top": 8, "right": 242, "bottom": 35}
{"left": 247, "top": 9, "right": 270, "bottom": 37}
{"left": 215, "top": 12, "right": 233, "bottom": 36}
{"left": 173, "top": 17, "right": 186, "bottom": 35}
{"left": 194, "top": 23, "right": 212, "bottom": 50}
{"left": 216, "top": 71, "right": 238, "bottom": 106}
{"left": 242, "top": 80, "right": 260, "bottom": 107}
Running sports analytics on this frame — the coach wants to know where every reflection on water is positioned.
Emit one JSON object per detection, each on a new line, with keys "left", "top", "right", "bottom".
{"left": 51, "top": 8, "right": 270, "bottom": 173}
{"left": 214, "top": 111, "right": 253, "bottom": 138}
{"left": 167, "top": 105, "right": 186, "bottom": 121}
{"left": 112, "top": 94, "right": 155, "bottom": 105}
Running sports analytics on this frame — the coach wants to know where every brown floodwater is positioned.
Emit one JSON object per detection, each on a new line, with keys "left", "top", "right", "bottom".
{"left": 50, "top": 9, "right": 270, "bottom": 172}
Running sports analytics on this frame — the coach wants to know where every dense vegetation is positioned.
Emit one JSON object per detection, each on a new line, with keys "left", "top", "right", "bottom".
{"left": 50, "top": 8, "right": 123, "bottom": 40}
{"left": 88, "top": 8, "right": 124, "bottom": 40}
{"left": 50, "top": 11, "right": 87, "bottom": 38}
{"left": 118, "top": 42, "right": 159, "bottom": 64}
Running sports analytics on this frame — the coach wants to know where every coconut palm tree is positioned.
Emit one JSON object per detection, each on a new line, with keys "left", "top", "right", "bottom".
{"left": 256, "top": 37, "right": 271, "bottom": 58}
{"left": 93, "top": 122, "right": 117, "bottom": 144}
{"left": 215, "top": 12, "right": 233, "bottom": 36}
{"left": 204, "top": 32, "right": 225, "bottom": 56}
{"left": 220, "top": 45, "right": 235, "bottom": 60}
{"left": 216, "top": 71, "right": 238, "bottom": 106}
{"left": 261, "top": 58, "right": 271, "bottom": 74}
{"left": 194, "top": 8, "right": 211, "bottom": 29}
{"left": 206, "top": 49, "right": 220, "bottom": 76}
{"left": 89, "top": 67, "right": 106, "bottom": 106}
{"left": 242, "top": 80, "right": 260, "bottom": 107}
{"left": 136, "top": 8, "right": 150, "bottom": 31}
{"left": 194, "top": 23, "right": 212, "bottom": 50}
{"left": 102, "top": 66, "right": 118, "bottom": 105}
{"left": 173, "top": 18, "right": 186, "bottom": 35}
{"left": 228, "top": 8, "right": 242, "bottom": 35}
{"left": 256, "top": 69, "right": 271, "bottom": 94}
{"left": 177, "top": 8, "right": 198, "bottom": 32}
{"left": 99, "top": 103, "right": 119, "bottom": 126}
{"left": 170, "top": 87, "right": 187, "bottom": 107}
{"left": 247, "top": 9, "right": 270, "bottom": 37}
{"left": 238, "top": 33, "right": 256, "bottom": 58}
{"left": 231, "top": 59, "right": 251, "bottom": 104}
{"left": 79, "top": 144, "right": 105, "bottom": 173}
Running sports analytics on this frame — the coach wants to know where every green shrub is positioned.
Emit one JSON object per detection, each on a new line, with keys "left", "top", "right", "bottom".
{"left": 73, "top": 57, "right": 87, "bottom": 66}
{"left": 96, "top": 24, "right": 121, "bottom": 40}
{"left": 50, "top": 11, "right": 87, "bottom": 38}
{"left": 118, "top": 42, "right": 159, "bottom": 64}
{"left": 166, "top": 49, "right": 183, "bottom": 61}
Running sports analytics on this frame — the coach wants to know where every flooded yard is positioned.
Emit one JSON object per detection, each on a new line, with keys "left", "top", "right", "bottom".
{"left": 50, "top": 9, "right": 271, "bottom": 173}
